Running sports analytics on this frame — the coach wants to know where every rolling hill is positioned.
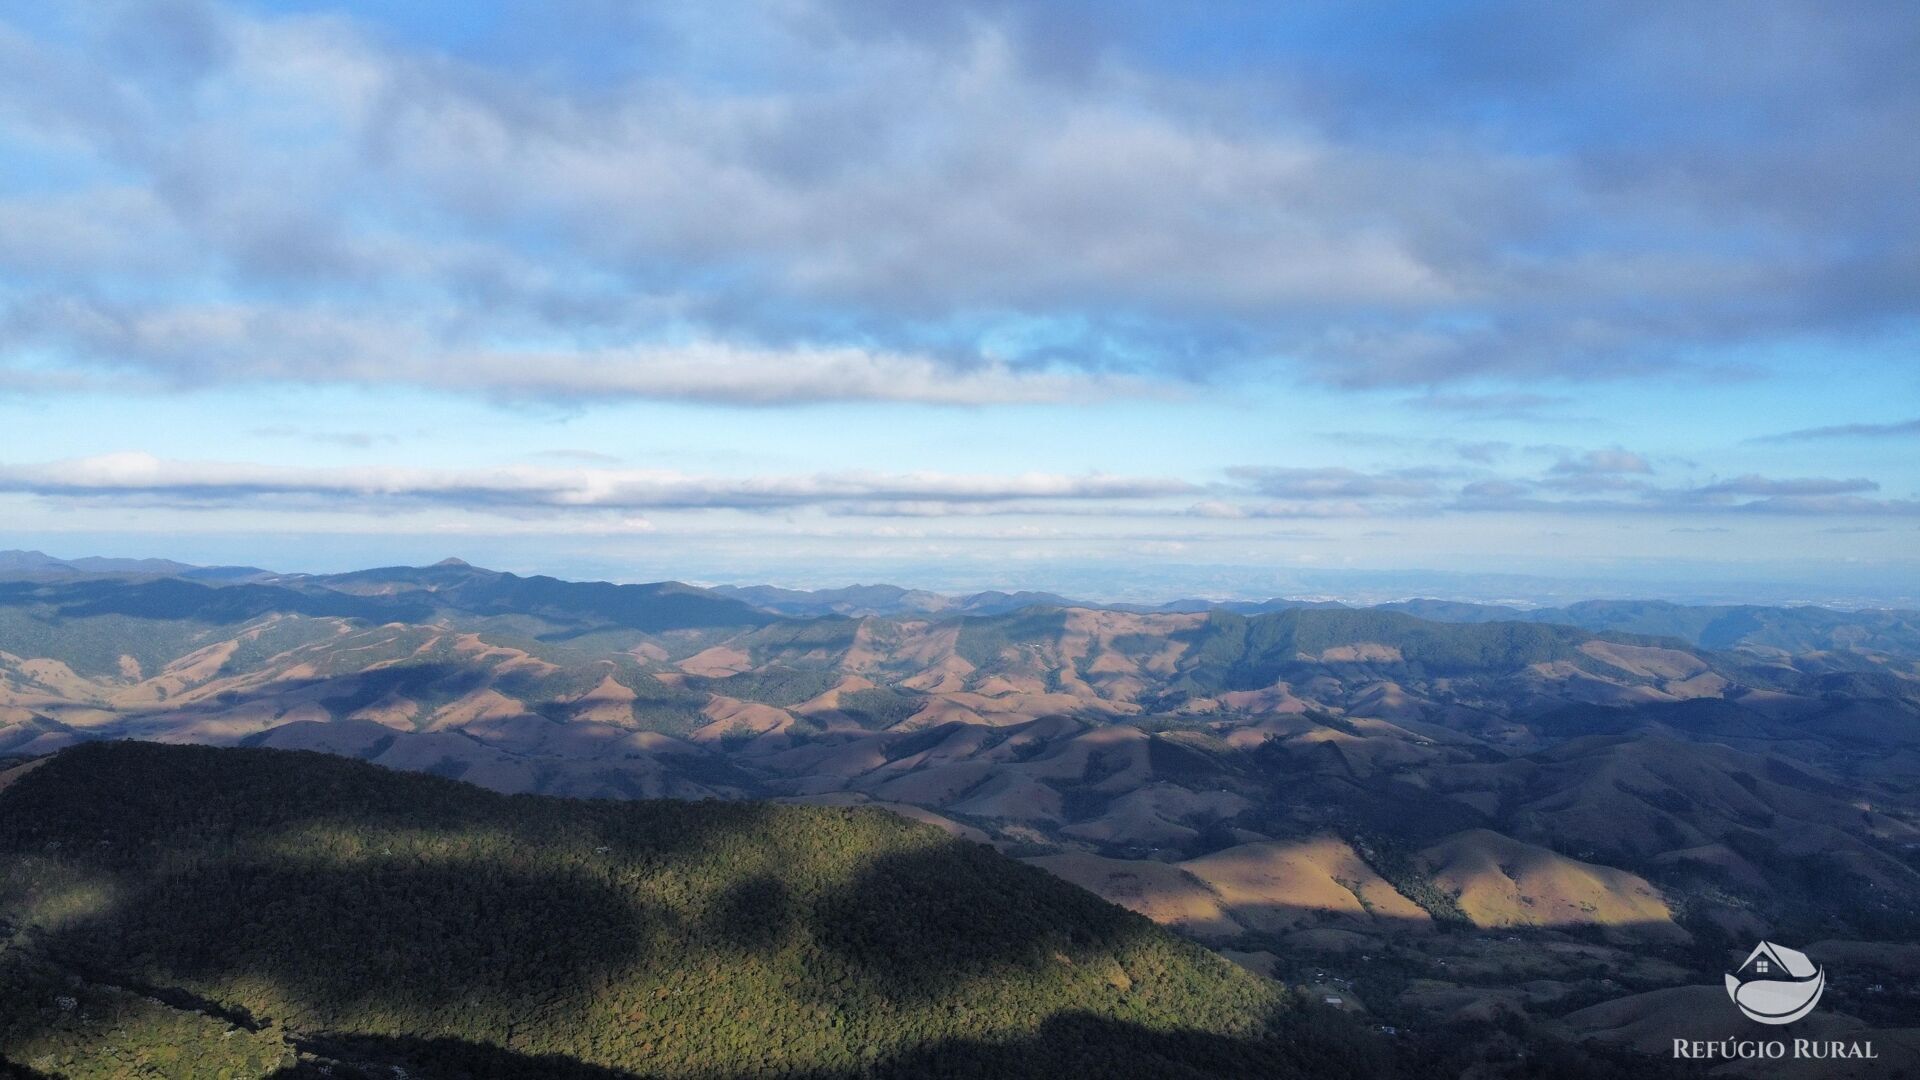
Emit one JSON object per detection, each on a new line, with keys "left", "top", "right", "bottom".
{"left": 0, "top": 741, "right": 1386, "bottom": 1079}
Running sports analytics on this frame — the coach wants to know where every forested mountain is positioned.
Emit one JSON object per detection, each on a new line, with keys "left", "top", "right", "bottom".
{"left": 3, "top": 558, "right": 1920, "bottom": 1075}
{"left": 1377, "top": 597, "right": 1920, "bottom": 661}
{"left": 0, "top": 742, "right": 1388, "bottom": 1079}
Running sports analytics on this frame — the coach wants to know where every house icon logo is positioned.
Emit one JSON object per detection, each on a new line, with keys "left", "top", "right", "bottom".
{"left": 1725, "top": 942, "right": 1825, "bottom": 1025}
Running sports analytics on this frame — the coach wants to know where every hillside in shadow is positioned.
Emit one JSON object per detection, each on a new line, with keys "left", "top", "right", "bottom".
{"left": 257, "top": 1010, "right": 1386, "bottom": 1080}
{"left": 0, "top": 742, "right": 1386, "bottom": 1079}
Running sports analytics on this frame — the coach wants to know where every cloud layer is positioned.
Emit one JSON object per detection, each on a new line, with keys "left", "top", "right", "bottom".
{"left": 1757, "top": 418, "right": 1920, "bottom": 442}
{"left": 4, "top": 450, "right": 1913, "bottom": 522}
{"left": 2, "top": 1, "right": 1916, "bottom": 403}
{"left": 0, "top": 453, "right": 1195, "bottom": 514}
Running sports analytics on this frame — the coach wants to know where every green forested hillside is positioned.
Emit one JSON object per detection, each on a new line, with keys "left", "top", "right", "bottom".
{"left": 0, "top": 743, "right": 1382, "bottom": 1079}
{"left": 1170, "top": 608, "right": 1595, "bottom": 694}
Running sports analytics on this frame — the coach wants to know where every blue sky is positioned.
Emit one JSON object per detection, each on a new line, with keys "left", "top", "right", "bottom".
{"left": 1, "top": 1, "right": 1916, "bottom": 600}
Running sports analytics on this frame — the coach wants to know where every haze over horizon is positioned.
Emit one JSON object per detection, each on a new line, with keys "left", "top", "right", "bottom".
{"left": 3, "top": 1, "right": 1917, "bottom": 600}
{"left": 7, "top": 543, "right": 1918, "bottom": 612}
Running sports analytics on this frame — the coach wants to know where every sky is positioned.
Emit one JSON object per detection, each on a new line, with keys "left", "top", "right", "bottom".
{"left": 1, "top": 1, "right": 1917, "bottom": 602}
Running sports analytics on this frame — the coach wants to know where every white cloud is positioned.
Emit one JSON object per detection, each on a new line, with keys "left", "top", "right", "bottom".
{"left": 0, "top": 453, "right": 1196, "bottom": 513}
{"left": 1226, "top": 466, "right": 1439, "bottom": 499}
{"left": 6, "top": 297, "right": 1145, "bottom": 405}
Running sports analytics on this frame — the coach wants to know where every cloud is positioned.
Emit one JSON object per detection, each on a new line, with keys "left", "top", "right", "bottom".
{"left": 5, "top": 298, "right": 1142, "bottom": 405}
{"left": 1721, "top": 495, "right": 1920, "bottom": 516}
{"left": 246, "top": 425, "right": 394, "bottom": 449}
{"left": 1406, "top": 393, "right": 1571, "bottom": 420}
{"left": 1453, "top": 479, "right": 1536, "bottom": 508}
{"left": 6, "top": 450, "right": 1915, "bottom": 524}
{"left": 1539, "top": 449, "right": 1656, "bottom": 493}
{"left": 1549, "top": 449, "right": 1654, "bottom": 476}
{"left": 1186, "top": 499, "right": 1249, "bottom": 520}
{"left": 1306, "top": 433, "right": 1510, "bottom": 464}
{"left": 0, "top": 452, "right": 1196, "bottom": 514}
{"left": 1453, "top": 441, "right": 1511, "bottom": 464}
{"left": 1239, "top": 501, "right": 1387, "bottom": 519}
{"left": 1183, "top": 498, "right": 1385, "bottom": 520}
{"left": 1688, "top": 475, "right": 1877, "bottom": 498}
{"left": 0, "top": 0, "right": 1914, "bottom": 403}
{"left": 1225, "top": 466, "right": 1438, "bottom": 500}
{"left": 822, "top": 500, "right": 1199, "bottom": 519}
{"left": 1754, "top": 418, "right": 1920, "bottom": 442}
{"left": 1451, "top": 466, "right": 1920, "bottom": 517}
{"left": 530, "top": 449, "right": 625, "bottom": 465}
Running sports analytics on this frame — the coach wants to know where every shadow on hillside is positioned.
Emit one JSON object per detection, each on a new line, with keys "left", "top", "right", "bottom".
{"left": 263, "top": 1009, "right": 1376, "bottom": 1080}
{"left": 3, "top": 745, "right": 1167, "bottom": 1014}
{"left": 268, "top": 1032, "right": 644, "bottom": 1079}
{"left": 43, "top": 859, "right": 674, "bottom": 1020}
{"left": 0, "top": 743, "right": 1387, "bottom": 1078}
{"left": 806, "top": 842, "right": 1162, "bottom": 1005}
{"left": 0, "top": 748, "right": 818, "bottom": 1021}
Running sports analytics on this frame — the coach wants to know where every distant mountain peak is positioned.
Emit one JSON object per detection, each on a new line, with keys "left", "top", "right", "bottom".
{"left": 0, "top": 549, "right": 206, "bottom": 576}
{"left": 0, "top": 549, "right": 62, "bottom": 570}
{"left": 432, "top": 556, "right": 471, "bottom": 568}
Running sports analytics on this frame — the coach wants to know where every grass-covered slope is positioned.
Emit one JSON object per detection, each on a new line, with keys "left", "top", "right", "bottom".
{"left": 0, "top": 743, "right": 1382, "bottom": 1079}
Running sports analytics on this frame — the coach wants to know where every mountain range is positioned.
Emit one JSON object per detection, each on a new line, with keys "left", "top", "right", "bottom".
{"left": 3, "top": 552, "right": 1919, "bottom": 1076}
{"left": 7, "top": 549, "right": 1919, "bottom": 657}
